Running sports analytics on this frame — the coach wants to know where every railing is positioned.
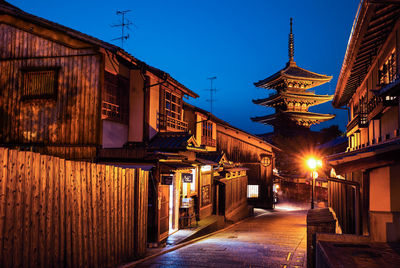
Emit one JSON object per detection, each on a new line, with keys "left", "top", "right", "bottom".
{"left": 347, "top": 113, "right": 367, "bottom": 132}
{"left": 101, "top": 101, "right": 128, "bottom": 123}
{"left": 159, "top": 113, "right": 188, "bottom": 131}
{"left": 201, "top": 136, "right": 216, "bottom": 147}
{"left": 367, "top": 95, "right": 397, "bottom": 121}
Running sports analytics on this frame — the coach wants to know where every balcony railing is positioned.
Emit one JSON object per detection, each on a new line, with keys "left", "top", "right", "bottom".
{"left": 347, "top": 113, "right": 368, "bottom": 133}
{"left": 102, "top": 101, "right": 128, "bottom": 123}
{"left": 367, "top": 95, "right": 398, "bottom": 121}
{"left": 159, "top": 113, "right": 188, "bottom": 131}
{"left": 201, "top": 136, "right": 216, "bottom": 147}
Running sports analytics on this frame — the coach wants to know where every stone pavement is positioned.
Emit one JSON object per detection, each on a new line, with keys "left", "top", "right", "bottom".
{"left": 136, "top": 204, "right": 307, "bottom": 267}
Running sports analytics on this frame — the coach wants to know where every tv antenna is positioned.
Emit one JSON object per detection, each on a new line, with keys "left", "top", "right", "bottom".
{"left": 205, "top": 76, "right": 217, "bottom": 114}
{"left": 111, "top": 10, "right": 133, "bottom": 48}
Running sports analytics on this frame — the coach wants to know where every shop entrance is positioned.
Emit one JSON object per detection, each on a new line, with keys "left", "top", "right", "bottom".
{"left": 159, "top": 185, "right": 170, "bottom": 240}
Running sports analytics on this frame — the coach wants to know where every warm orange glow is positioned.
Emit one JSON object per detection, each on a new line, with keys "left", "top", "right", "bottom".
{"left": 306, "top": 157, "right": 322, "bottom": 170}
{"left": 307, "top": 158, "right": 317, "bottom": 169}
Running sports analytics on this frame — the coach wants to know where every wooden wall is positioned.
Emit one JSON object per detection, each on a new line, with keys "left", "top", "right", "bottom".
{"left": 0, "top": 147, "right": 148, "bottom": 268}
{"left": 328, "top": 180, "right": 358, "bottom": 234}
{"left": 0, "top": 23, "right": 101, "bottom": 160}
{"left": 217, "top": 129, "right": 274, "bottom": 208}
{"left": 216, "top": 130, "right": 272, "bottom": 163}
{"left": 221, "top": 175, "right": 248, "bottom": 219}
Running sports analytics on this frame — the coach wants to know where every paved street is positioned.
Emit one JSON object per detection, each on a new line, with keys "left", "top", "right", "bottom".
{"left": 137, "top": 203, "right": 307, "bottom": 267}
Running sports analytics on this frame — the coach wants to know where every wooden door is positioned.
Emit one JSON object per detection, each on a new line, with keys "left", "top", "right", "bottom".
{"left": 159, "top": 185, "right": 170, "bottom": 241}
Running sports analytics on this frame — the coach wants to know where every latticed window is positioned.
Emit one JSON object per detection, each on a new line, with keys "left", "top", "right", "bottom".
{"left": 101, "top": 71, "right": 129, "bottom": 124}
{"left": 201, "top": 120, "right": 215, "bottom": 146}
{"left": 379, "top": 49, "right": 397, "bottom": 86}
{"left": 159, "top": 87, "right": 187, "bottom": 131}
{"left": 165, "top": 90, "right": 182, "bottom": 119}
{"left": 21, "top": 69, "right": 58, "bottom": 99}
{"left": 202, "top": 121, "right": 212, "bottom": 138}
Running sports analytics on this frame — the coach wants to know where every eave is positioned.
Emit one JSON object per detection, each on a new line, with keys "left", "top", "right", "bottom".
{"left": 327, "top": 137, "right": 400, "bottom": 174}
{"left": 334, "top": 1, "right": 400, "bottom": 107}
{"left": 253, "top": 92, "right": 333, "bottom": 106}
{"left": 255, "top": 62, "right": 332, "bottom": 90}
{"left": 251, "top": 111, "right": 335, "bottom": 124}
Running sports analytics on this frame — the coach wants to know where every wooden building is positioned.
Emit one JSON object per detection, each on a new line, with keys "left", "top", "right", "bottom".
{"left": 0, "top": 0, "right": 275, "bottom": 249}
{"left": 327, "top": 0, "right": 400, "bottom": 242}
{"left": 184, "top": 103, "right": 275, "bottom": 209}
{"left": 0, "top": 1, "right": 151, "bottom": 160}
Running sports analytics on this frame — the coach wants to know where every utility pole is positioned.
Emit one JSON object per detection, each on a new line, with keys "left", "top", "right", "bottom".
{"left": 206, "top": 76, "right": 217, "bottom": 114}
{"left": 111, "top": 10, "right": 133, "bottom": 49}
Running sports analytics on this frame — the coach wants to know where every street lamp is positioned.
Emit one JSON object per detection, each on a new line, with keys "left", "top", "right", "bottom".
{"left": 306, "top": 157, "right": 322, "bottom": 209}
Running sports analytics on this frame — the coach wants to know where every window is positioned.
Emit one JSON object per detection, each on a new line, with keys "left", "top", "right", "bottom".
{"left": 202, "top": 121, "right": 212, "bottom": 138}
{"left": 21, "top": 69, "right": 58, "bottom": 100}
{"left": 201, "top": 120, "right": 216, "bottom": 146}
{"left": 165, "top": 90, "right": 182, "bottom": 119}
{"left": 102, "top": 71, "right": 129, "bottom": 124}
{"left": 159, "top": 87, "right": 187, "bottom": 131}
{"left": 379, "top": 49, "right": 397, "bottom": 86}
{"left": 247, "top": 185, "right": 259, "bottom": 198}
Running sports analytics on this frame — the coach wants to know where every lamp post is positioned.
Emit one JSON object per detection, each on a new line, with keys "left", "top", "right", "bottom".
{"left": 307, "top": 158, "right": 322, "bottom": 209}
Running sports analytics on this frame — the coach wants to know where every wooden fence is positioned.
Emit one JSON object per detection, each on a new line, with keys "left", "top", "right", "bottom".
{"left": 220, "top": 175, "right": 248, "bottom": 220}
{"left": 0, "top": 147, "right": 148, "bottom": 268}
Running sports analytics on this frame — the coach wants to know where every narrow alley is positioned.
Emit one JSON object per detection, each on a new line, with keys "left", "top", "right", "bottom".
{"left": 135, "top": 203, "right": 307, "bottom": 267}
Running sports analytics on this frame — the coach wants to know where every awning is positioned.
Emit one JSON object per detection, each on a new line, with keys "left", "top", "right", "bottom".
{"left": 160, "top": 161, "right": 197, "bottom": 172}
{"left": 326, "top": 138, "right": 400, "bottom": 174}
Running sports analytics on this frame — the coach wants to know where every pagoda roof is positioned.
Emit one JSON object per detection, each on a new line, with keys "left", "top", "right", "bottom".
{"left": 251, "top": 111, "right": 335, "bottom": 126}
{"left": 254, "top": 61, "right": 332, "bottom": 89}
{"left": 253, "top": 91, "right": 333, "bottom": 106}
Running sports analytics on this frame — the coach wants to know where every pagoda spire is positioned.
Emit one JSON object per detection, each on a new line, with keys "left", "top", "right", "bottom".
{"left": 288, "top": 18, "right": 294, "bottom": 64}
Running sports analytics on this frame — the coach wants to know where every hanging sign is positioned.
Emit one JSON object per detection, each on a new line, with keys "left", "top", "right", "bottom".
{"left": 182, "top": 173, "right": 193, "bottom": 183}
{"left": 161, "top": 175, "right": 173, "bottom": 185}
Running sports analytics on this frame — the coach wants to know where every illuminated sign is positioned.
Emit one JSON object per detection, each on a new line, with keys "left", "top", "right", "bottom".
{"left": 201, "top": 165, "right": 212, "bottom": 172}
{"left": 182, "top": 173, "right": 193, "bottom": 183}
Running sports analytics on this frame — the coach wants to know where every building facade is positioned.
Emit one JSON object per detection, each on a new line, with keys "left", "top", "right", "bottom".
{"left": 0, "top": 0, "right": 275, "bottom": 248}
{"left": 328, "top": 0, "right": 400, "bottom": 242}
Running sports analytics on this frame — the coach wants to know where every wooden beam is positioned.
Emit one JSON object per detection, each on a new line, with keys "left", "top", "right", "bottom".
{"left": 368, "top": 0, "right": 400, "bottom": 5}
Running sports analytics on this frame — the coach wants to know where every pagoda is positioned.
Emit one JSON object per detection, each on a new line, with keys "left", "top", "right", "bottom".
{"left": 252, "top": 18, "right": 335, "bottom": 135}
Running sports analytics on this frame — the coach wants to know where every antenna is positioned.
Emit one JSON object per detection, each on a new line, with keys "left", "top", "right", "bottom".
{"left": 205, "top": 76, "right": 217, "bottom": 114}
{"left": 111, "top": 10, "right": 133, "bottom": 48}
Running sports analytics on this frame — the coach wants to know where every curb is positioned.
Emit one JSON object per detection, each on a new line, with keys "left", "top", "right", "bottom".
{"left": 120, "top": 216, "right": 252, "bottom": 267}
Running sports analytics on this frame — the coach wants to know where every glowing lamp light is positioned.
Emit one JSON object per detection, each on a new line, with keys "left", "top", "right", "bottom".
{"left": 307, "top": 158, "right": 322, "bottom": 170}
{"left": 307, "top": 158, "right": 317, "bottom": 170}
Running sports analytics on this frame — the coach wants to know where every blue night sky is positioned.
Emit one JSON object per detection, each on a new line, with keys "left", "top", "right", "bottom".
{"left": 11, "top": 0, "right": 360, "bottom": 135}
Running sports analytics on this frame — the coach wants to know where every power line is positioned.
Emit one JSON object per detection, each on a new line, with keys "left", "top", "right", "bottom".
{"left": 111, "top": 10, "right": 133, "bottom": 49}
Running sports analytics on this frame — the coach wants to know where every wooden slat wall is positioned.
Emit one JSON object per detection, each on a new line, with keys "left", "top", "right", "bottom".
{"left": 0, "top": 147, "right": 148, "bottom": 268}
{"left": 217, "top": 131, "right": 270, "bottom": 163}
{"left": 218, "top": 131, "right": 274, "bottom": 207}
{"left": 222, "top": 175, "right": 248, "bottom": 216}
{"left": 328, "top": 180, "right": 358, "bottom": 234}
{"left": 0, "top": 24, "right": 101, "bottom": 160}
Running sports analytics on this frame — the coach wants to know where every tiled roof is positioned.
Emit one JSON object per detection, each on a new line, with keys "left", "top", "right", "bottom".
{"left": 148, "top": 132, "right": 193, "bottom": 150}
{"left": 334, "top": 3, "right": 400, "bottom": 107}
{"left": 254, "top": 62, "right": 332, "bottom": 88}
{"left": 197, "top": 152, "right": 225, "bottom": 164}
{"left": 253, "top": 92, "right": 333, "bottom": 106}
{"left": 284, "top": 65, "right": 331, "bottom": 80}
